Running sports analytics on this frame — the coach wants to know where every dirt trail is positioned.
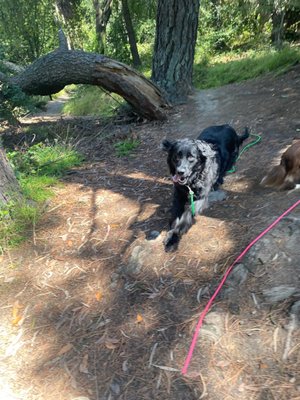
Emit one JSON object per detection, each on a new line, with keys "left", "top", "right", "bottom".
{"left": 1, "top": 66, "right": 300, "bottom": 400}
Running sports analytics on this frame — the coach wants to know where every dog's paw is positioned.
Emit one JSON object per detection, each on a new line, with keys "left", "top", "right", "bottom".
{"left": 164, "top": 230, "right": 180, "bottom": 252}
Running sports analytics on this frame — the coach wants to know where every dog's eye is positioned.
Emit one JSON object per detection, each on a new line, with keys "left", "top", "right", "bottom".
{"left": 174, "top": 151, "right": 182, "bottom": 161}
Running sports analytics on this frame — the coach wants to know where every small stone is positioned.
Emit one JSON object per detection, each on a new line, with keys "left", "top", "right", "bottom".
{"left": 110, "top": 281, "right": 118, "bottom": 290}
{"left": 111, "top": 272, "right": 119, "bottom": 282}
{"left": 226, "top": 264, "right": 248, "bottom": 288}
{"left": 228, "top": 302, "right": 240, "bottom": 314}
{"left": 110, "top": 381, "right": 121, "bottom": 395}
{"left": 147, "top": 230, "right": 160, "bottom": 240}
{"left": 72, "top": 397, "right": 90, "bottom": 400}
{"left": 262, "top": 286, "right": 298, "bottom": 303}
{"left": 209, "top": 190, "right": 227, "bottom": 203}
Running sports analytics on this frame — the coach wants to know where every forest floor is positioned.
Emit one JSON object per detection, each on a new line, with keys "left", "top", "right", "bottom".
{"left": 1, "top": 64, "right": 300, "bottom": 400}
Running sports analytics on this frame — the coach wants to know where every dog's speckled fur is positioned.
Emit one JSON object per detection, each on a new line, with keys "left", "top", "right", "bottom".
{"left": 162, "top": 125, "right": 249, "bottom": 251}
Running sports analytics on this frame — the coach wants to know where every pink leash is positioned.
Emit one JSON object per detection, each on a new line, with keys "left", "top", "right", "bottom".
{"left": 182, "top": 198, "right": 300, "bottom": 375}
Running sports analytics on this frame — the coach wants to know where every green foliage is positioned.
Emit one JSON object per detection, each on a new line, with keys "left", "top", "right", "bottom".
{"left": 0, "top": 200, "right": 40, "bottom": 250}
{"left": 63, "top": 85, "right": 124, "bottom": 117}
{"left": 20, "top": 175, "right": 57, "bottom": 202}
{"left": 114, "top": 138, "right": 140, "bottom": 157}
{"left": 194, "top": 46, "right": 300, "bottom": 89}
{"left": 197, "top": 0, "right": 269, "bottom": 55}
{"left": 106, "top": 3, "right": 132, "bottom": 63}
{"left": 105, "top": 0, "right": 156, "bottom": 64}
{"left": 7, "top": 142, "right": 83, "bottom": 177}
{"left": 0, "top": 142, "right": 83, "bottom": 251}
{"left": 0, "top": 0, "right": 57, "bottom": 63}
{"left": 0, "top": 75, "right": 47, "bottom": 124}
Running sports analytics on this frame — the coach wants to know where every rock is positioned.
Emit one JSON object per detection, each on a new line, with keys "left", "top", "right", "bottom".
{"left": 126, "top": 245, "right": 144, "bottom": 275}
{"left": 225, "top": 264, "right": 248, "bottom": 287}
{"left": 111, "top": 272, "right": 119, "bottom": 282}
{"left": 220, "top": 263, "right": 249, "bottom": 300}
{"left": 200, "top": 311, "right": 225, "bottom": 342}
{"left": 290, "top": 300, "right": 300, "bottom": 323}
{"left": 228, "top": 302, "right": 240, "bottom": 314}
{"left": 72, "top": 397, "right": 90, "bottom": 400}
{"left": 262, "top": 286, "right": 299, "bottom": 303}
{"left": 208, "top": 190, "right": 227, "bottom": 204}
{"left": 110, "top": 381, "right": 121, "bottom": 395}
{"left": 147, "top": 230, "right": 160, "bottom": 240}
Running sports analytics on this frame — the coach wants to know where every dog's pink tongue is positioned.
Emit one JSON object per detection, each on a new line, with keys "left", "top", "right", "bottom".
{"left": 172, "top": 175, "right": 180, "bottom": 183}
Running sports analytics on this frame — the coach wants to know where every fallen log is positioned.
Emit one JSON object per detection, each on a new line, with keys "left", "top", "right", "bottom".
{"left": 11, "top": 49, "right": 169, "bottom": 121}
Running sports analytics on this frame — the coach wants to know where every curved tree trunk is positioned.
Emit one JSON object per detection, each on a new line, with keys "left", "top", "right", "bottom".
{"left": 0, "top": 147, "right": 20, "bottom": 205}
{"left": 152, "top": 0, "right": 200, "bottom": 103}
{"left": 11, "top": 49, "right": 168, "bottom": 120}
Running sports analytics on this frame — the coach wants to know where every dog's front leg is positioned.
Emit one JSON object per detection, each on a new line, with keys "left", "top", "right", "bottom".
{"left": 169, "top": 188, "right": 187, "bottom": 228}
{"left": 165, "top": 209, "right": 193, "bottom": 251}
{"left": 165, "top": 197, "right": 208, "bottom": 252}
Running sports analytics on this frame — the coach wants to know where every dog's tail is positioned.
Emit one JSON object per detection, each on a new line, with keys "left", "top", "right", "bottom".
{"left": 260, "top": 164, "right": 287, "bottom": 188}
{"left": 238, "top": 127, "right": 250, "bottom": 145}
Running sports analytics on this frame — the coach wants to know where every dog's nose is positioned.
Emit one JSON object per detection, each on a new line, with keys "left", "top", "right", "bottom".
{"left": 177, "top": 170, "right": 185, "bottom": 176}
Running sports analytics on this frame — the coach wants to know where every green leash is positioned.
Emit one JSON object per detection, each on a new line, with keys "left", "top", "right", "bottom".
{"left": 227, "top": 133, "right": 261, "bottom": 174}
{"left": 187, "top": 186, "right": 195, "bottom": 217}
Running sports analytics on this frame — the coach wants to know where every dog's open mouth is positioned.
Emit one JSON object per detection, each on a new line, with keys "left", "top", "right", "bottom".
{"left": 172, "top": 174, "right": 188, "bottom": 185}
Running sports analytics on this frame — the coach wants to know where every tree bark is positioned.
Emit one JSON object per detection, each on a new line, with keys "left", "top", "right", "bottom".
{"left": 271, "top": 10, "right": 285, "bottom": 48}
{"left": 121, "top": 0, "right": 141, "bottom": 68}
{"left": 152, "top": 0, "right": 200, "bottom": 103}
{"left": 11, "top": 49, "right": 168, "bottom": 120}
{"left": 0, "top": 147, "right": 21, "bottom": 205}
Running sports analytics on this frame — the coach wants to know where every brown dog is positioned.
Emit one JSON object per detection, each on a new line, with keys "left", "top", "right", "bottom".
{"left": 261, "top": 140, "right": 300, "bottom": 191}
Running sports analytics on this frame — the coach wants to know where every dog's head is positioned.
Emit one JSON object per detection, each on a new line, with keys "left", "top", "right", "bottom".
{"left": 162, "top": 138, "right": 211, "bottom": 185}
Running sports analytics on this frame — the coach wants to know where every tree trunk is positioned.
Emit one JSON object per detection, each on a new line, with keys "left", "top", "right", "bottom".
{"left": 93, "top": 0, "right": 113, "bottom": 54}
{"left": 121, "top": 0, "right": 141, "bottom": 68}
{"left": 271, "top": 10, "right": 285, "bottom": 48}
{"left": 152, "top": 0, "right": 200, "bottom": 103}
{"left": 54, "top": 0, "right": 74, "bottom": 49}
{"left": 0, "top": 147, "right": 21, "bottom": 205}
{"left": 11, "top": 49, "right": 168, "bottom": 121}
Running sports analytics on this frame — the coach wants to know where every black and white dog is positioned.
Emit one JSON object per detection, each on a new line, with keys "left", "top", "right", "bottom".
{"left": 162, "top": 124, "right": 249, "bottom": 251}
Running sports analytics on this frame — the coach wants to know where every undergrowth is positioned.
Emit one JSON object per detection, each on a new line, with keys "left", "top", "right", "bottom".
{"left": 0, "top": 142, "right": 83, "bottom": 251}
{"left": 63, "top": 85, "right": 124, "bottom": 117}
{"left": 194, "top": 46, "right": 300, "bottom": 89}
{"left": 114, "top": 138, "right": 140, "bottom": 157}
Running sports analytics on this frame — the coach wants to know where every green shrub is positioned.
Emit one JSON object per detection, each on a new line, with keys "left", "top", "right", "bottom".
{"left": 114, "top": 138, "right": 140, "bottom": 157}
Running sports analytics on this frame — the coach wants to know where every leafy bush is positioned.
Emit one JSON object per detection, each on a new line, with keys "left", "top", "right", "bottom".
{"left": 0, "top": 81, "right": 47, "bottom": 123}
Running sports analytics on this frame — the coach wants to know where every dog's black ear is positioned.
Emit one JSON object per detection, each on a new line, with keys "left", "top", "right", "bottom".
{"left": 161, "top": 139, "right": 175, "bottom": 152}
